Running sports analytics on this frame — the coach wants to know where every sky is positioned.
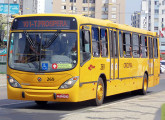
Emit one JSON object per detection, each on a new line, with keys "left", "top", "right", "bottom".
{"left": 125, "top": 0, "right": 142, "bottom": 25}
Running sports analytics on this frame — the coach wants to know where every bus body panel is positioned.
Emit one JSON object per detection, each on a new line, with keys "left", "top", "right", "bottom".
{"left": 7, "top": 14, "right": 160, "bottom": 103}
{"left": 7, "top": 81, "right": 80, "bottom": 102}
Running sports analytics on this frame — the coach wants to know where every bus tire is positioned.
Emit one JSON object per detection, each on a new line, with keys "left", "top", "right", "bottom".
{"left": 139, "top": 73, "right": 148, "bottom": 95}
{"left": 35, "top": 101, "right": 48, "bottom": 106}
{"left": 95, "top": 77, "right": 105, "bottom": 106}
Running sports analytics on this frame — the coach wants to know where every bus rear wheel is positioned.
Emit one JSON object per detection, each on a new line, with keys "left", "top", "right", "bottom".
{"left": 95, "top": 77, "right": 105, "bottom": 106}
{"left": 139, "top": 73, "right": 148, "bottom": 95}
{"left": 35, "top": 101, "right": 48, "bottom": 106}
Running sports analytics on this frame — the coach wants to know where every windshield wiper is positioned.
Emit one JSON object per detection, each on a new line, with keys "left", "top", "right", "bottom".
{"left": 24, "top": 31, "right": 36, "bottom": 49}
{"left": 23, "top": 31, "right": 40, "bottom": 55}
{"left": 43, "top": 30, "right": 61, "bottom": 49}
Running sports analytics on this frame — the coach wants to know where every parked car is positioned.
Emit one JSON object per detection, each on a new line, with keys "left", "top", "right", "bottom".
{"left": 160, "top": 60, "right": 165, "bottom": 73}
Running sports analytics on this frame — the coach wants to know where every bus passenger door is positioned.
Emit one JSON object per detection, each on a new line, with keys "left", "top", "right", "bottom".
{"left": 153, "top": 38, "right": 159, "bottom": 85}
{"left": 109, "top": 29, "right": 119, "bottom": 79}
{"left": 148, "top": 37, "right": 154, "bottom": 76}
{"left": 79, "top": 27, "right": 92, "bottom": 85}
{"left": 148, "top": 37, "right": 154, "bottom": 87}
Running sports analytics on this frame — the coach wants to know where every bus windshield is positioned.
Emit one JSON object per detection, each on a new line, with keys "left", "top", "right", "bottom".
{"left": 8, "top": 32, "right": 77, "bottom": 72}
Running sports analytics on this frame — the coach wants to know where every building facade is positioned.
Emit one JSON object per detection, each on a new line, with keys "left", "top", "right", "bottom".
{"left": 52, "top": 0, "right": 125, "bottom": 24}
{"left": 131, "top": 0, "right": 159, "bottom": 32}
{"left": 22, "top": 0, "right": 53, "bottom": 14}
{"left": 3, "top": 0, "right": 19, "bottom": 3}
{"left": 131, "top": 11, "right": 141, "bottom": 28}
{"left": 131, "top": 0, "right": 165, "bottom": 53}
{"left": 159, "top": 0, "right": 165, "bottom": 52}
{"left": 22, "top": 0, "right": 37, "bottom": 14}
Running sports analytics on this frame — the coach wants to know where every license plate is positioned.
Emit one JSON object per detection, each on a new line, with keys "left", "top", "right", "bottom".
{"left": 56, "top": 94, "right": 69, "bottom": 99}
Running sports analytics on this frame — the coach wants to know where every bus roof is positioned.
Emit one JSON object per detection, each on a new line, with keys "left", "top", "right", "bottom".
{"left": 13, "top": 14, "right": 157, "bottom": 37}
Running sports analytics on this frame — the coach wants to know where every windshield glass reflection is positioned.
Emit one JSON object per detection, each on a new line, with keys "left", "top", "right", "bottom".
{"left": 9, "top": 32, "right": 77, "bottom": 72}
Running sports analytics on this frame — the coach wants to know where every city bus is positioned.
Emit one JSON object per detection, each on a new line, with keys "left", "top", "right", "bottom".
{"left": 7, "top": 14, "right": 160, "bottom": 106}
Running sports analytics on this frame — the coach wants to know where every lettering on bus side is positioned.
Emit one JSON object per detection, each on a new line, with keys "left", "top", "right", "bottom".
{"left": 123, "top": 63, "right": 132, "bottom": 68}
{"left": 100, "top": 64, "right": 105, "bottom": 70}
{"left": 47, "top": 77, "right": 55, "bottom": 81}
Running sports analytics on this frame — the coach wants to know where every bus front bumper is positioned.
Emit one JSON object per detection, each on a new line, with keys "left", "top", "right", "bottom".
{"left": 7, "top": 83, "right": 79, "bottom": 102}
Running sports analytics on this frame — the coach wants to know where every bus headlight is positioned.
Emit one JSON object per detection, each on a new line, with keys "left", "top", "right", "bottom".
{"left": 7, "top": 75, "right": 22, "bottom": 88}
{"left": 59, "top": 76, "right": 79, "bottom": 89}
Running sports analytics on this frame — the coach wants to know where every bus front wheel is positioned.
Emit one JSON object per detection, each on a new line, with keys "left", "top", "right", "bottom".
{"left": 95, "top": 77, "right": 105, "bottom": 106}
{"left": 35, "top": 101, "right": 48, "bottom": 106}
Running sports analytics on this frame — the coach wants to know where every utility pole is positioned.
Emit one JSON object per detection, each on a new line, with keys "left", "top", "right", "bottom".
{"left": 88, "top": 0, "right": 89, "bottom": 17}
{"left": 72, "top": 0, "right": 74, "bottom": 14}
{"left": 7, "top": 0, "right": 9, "bottom": 44}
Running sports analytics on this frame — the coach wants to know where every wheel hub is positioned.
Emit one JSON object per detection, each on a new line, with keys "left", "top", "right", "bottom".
{"left": 97, "top": 83, "right": 103, "bottom": 100}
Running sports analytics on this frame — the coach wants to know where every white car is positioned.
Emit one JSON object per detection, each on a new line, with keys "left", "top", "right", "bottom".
{"left": 160, "top": 60, "right": 165, "bottom": 73}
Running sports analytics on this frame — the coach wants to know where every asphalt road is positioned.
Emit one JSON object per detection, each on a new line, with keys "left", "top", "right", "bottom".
{"left": 0, "top": 74, "right": 165, "bottom": 120}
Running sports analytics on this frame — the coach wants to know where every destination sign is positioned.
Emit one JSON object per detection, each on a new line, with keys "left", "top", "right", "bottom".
{"left": 11, "top": 17, "right": 77, "bottom": 30}
{"left": 20, "top": 20, "right": 70, "bottom": 29}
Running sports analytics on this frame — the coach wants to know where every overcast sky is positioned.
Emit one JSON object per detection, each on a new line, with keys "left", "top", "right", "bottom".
{"left": 125, "top": 0, "right": 142, "bottom": 25}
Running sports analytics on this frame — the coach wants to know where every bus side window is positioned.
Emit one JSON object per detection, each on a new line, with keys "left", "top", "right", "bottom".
{"left": 109, "top": 30, "right": 113, "bottom": 57}
{"left": 80, "top": 29, "right": 91, "bottom": 65}
{"left": 149, "top": 37, "right": 153, "bottom": 59}
{"left": 100, "top": 28, "right": 108, "bottom": 57}
{"left": 92, "top": 27, "right": 100, "bottom": 57}
{"left": 154, "top": 38, "right": 158, "bottom": 58}
{"left": 141, "top": 35, "right": 147, "bottom": 58}
{"left": 114, "top": 31, "right": 118, "bottom": 57}
{"left": 119, "top": 31, "right": 123, "bottom": 57}
{"left": 123, "top": 32, "right": 131, "bottom": 57}
{"left": 132, "top": 33, "right": 140, "bottom": 58}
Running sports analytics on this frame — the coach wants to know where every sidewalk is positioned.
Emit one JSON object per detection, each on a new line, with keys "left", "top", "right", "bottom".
{"left": 0, "top": 74, "right": 7, "bottom": 87}
{"left": 61, "top": 91, "right": 165, "bottom": 120}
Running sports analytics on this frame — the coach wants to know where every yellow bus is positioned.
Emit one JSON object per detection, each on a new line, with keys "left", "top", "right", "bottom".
{"left": 7, "top": 14, "right": 160, "bottom": 106}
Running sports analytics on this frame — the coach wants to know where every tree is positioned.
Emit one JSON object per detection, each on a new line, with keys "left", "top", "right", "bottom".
{"left": 0, "top": 15, "right": 7, "bottom": 46}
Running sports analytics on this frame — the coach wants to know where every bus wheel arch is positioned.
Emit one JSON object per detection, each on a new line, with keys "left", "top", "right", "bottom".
{"left": 144, "top": 71, "right": 148, "bottom": 81}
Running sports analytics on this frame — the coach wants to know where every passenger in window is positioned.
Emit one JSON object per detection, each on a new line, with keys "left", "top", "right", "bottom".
{"left": 102, "top": 44, "right": 107, "bottom": 57}
{"left": 17, "top": 34, "right": 26, "bottom": 63}
{"left": 71, "top": 41, "right": 77, "bottom": 55}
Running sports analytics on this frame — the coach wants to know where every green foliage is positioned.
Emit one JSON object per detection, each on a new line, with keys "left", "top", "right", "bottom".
{"left": 162, "top": 104, "right": 165, "bottom": 120}
{"left": 0, "top": 15, "right": 7, "bottom": 45}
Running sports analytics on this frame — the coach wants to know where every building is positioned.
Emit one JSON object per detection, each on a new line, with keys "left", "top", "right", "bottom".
{"left": 37, "top": 0, "right": 53, "bottom": 13}
{"left": 131, "top": 0, "right": 165, "bottom": 53}
{"left": 131, "top": 0, "right": 149, "bottom": 30}
{"left": 3, "top": 0, "right": 19, "bottom": 3}
{"left": 22, "top": 0, "right": 53, "bottom": 14}
{"left": 131, "top": 0, "right": 158, "bottom": 32}
{"left": 22, "top": 0, "right": 37, "bottom": 14}
{"left": 52, "top": 0, "right": 125, "bottom": 24}
{"left": 159, "top": 0, "right": 165, "bottom": 53}
{"left": 131, "top": 11, "right": 141, "bottom": 28}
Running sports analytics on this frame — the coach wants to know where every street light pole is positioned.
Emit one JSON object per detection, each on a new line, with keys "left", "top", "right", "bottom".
{"left": 7, "top": 0, "right": 9, "bottom": 43}
{"left": 88, "top": 0, "right": 89, "bottom": 17}
{"left": 72, "top": 0, "right": 74, "bottom": 14}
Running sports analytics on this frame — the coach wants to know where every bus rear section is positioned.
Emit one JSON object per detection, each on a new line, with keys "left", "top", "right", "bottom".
{"left": 7, "top": 15, "right": 81, "bottom": 103}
